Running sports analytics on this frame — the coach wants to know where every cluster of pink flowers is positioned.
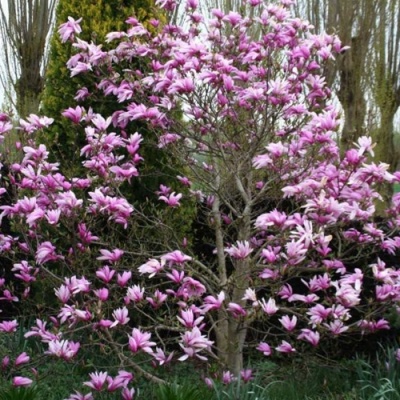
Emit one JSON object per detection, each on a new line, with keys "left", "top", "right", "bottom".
{"left": 2, "top": 0, "right": 400, "bottom": 394}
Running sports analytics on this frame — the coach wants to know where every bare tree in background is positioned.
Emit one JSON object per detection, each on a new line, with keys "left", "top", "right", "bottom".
{"left": 297, "top": 0, "right": 377, "bottom": 153}
{"left": 371, "top": 0, "right": 400, "bottom": 172}
{"left": 0, "top": 0, "right": 57, "bottom": 117}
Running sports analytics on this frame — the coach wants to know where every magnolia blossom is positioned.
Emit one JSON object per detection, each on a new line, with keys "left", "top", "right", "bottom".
{"left": 259, "top": 298, "right": 279, "bottom": 315}
{"left": 15, "top": 352, "right": 30, "bottom": 366}
{"left": 161, "top": 250, "right": 192, "bottom": 265}
{"left": 84, "top": 371, "right": 108, "bottom": 391}
{"left": 225, "top": 241, "right": 253, "bottom": 259}
{"left": 158, "top": 192, "right": 182, "bottom": 207}
{"left": 110, "top": 307, "right": 130, "bottom": 327}
{"left": 97, "top": 248, "right": 124, "bottom": 263}
{"left": 67, "top": 391, "right": 94, "bottom": 400}
{"left": 177, "top": 309, "right": 204, "bottom": 329}
{"left": 257, "top": 342, "right": 272, "bottom": 356}
{"left": 13, "top": 376, "right": 33, "bottom": 387}
{"left": 179, "top": 327, "right": 213, "bottom": 361}
{"left": 128, "top": 328, "right": 156, "bottom": 353}
{"left": 276, "top": 340, "right": 296, "bottom": 353}
{"left": 124, "top": 285, "right": 144, "bottom": 303}
{"left": 36, "top": 241, "right": 58, "bottom": 264}
{"left": 297, "top": 329, "right": 320, "bottom": 347}
{"left": 138, "top": 258, "right": 164, "bottom": 277}
{"left": 152, "top": 348, "right": 174, "bottom": 365}
{"left": 58, "top": 16, "right": 82, "bottom": 42}
{"left": 46, "top": 340, "right": 80, "bottom": 360}
{"left": 279, "top": 315, "right": 297, "bottom": 331}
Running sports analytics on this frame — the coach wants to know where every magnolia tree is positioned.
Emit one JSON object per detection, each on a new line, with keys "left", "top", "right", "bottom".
{"left": 1, "top": 0, "right": 400, "bottom": 397}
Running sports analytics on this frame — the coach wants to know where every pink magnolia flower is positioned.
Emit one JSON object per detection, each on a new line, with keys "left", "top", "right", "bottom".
{"left": 128, "top": 328, "right": 156, "bottom": 353}
{"left": 240, "top": 369, "right": 253, "bottom": 383}
{"left": 180, "top": 277, "right": 206, "bottom": 298}
{"left": 222, "top": 370, "right": 234, "bottom": 384}
{"left": 257, "top": 342, "right": 272, "bottom": 356}
{"left": 147, "top": 289, "right": 168, "bottom": 308}
{"left": 155, "top": 184, "right": 171, "bottom": 196}
{"left": 66, "top": 391, "right": 94, "bottom": 400}
{"left": 324, "top": 320, "right": 349, "bottom": 335}
{"left": 259, "top": 298, "right": 279, "bottom": 315}
{"left": 225, "top": 241, "right": 253, "bottom": 259}
{"left": 12, "top": 260, "right": 37, "bottom": 283}
{"left": 54, "top": 285, "right": 71, "bottom": 303}
{"left": 0, "top": 289, "right": 19, "bottom": 302}
{"left": 202, "top": 291, "right": 225, "bottom": 312}
{"left": 204, "top": 377, "right": 214, "bottom": 388}
{"left": 58, "top": 16, "right": 82, "bottom": 42}
{"left": 96, "top": 266, "right": 115, "bottom": 283}
{"left": 78, "top": 223, "right": 99, "bottom": 244}
{"left": 117, "top": 271, "right": 132, "bottom": 287}
{"left": 276, "top": 340, "right": 296, "bottom": 353}
{"left": 177, "top": 309, "right": 204, "bottom": 329}
{"left": 36, "top": 241, "right": 58, "bottom": 264}
{"left": 46, "top": 339, "right": 80, "bottom": 360}
{"left": 65, "top": 276, "right": 91, "bottom": 294}
{"left": 2, "top": 356, "right": 10, "bottom": 369}
{"left": 45, "top": 209, "right": 61, "bottom": 225}
{"left": 13, "top": 376, "right": 33, "bottom": 387}
{"left": 94, "top": 288, "right": 109, "bottom": 302}
{"left": 15, "top": 352, "right": 30, "bottom": 366}
{"left": 97, "top": 248, "right": 124, "bottom": 263}
{"left": 111, "top": 307, "right": 130, "bottom": 328}
{"left": 125, "top": 285, "right": 144, "bottom": 304}
{"left": 307, "top": 304, "right": 332, "bottom": 326}
{"left": 74, "top": 87, "right": 90, "bottom": 101}
{"left": 166, "top": 269, "right": 185, "bottom": 283}
{"left": 152, "top": 347, "right": 174, "bottom": 365}
{"left": 279, "top": 315, "right": 297, "bottom": 331}
{"left": 297, "top": 329, "right": 320, "bottom": 346}
{"left": 106, "top": 375, "right": 126, "bottom": 392}
{"left": 84, "top": 371, "right": 108, "bottom": 391}
{"left": 179, "top": 327, "right": 213, "bottom": 361}
{"left": 121, "top": 387, "right": 136, "bottom": 400}
{"left": 138, "top": 258, "right": 164, "bottom": 277}
{"left": 242, "top": 288, "right": 257, "bottom": 306}
{"left": 159, "top": 192, "right": 182, "bottom": 207}
{"left": 70, "top": 62, "right": 92, "bottom": 77}
{"left": 255, "top": 209, "right": 288, "bottom": 229}
{"left": 227, "top": 302, "right": 247, "bottom": 318}
{"left": 62, "top": 106, "right": 84, "bottom": 124}
{"left": 162, "top": 250, "right": 192, "bottom": 266}
{"left": 177, "top": 175, "right": 192, "bottom": 186}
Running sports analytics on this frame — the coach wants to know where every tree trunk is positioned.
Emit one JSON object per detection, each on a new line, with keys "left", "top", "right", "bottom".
{"left": 338, "top": 36, "right": 367, "bottom": 153}
{"left": 371, "top": 108, "right": 396, "bottom": 213}
{"left": 214, "top": 211, "right": 252, "bottom": 375}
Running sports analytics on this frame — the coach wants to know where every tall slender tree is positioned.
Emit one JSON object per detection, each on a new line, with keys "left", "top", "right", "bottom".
{"left": 0, "top": 0, "right": 57, "bottom": 117}
{"left": 371, "top": 0, "right": 400, "bottom": 172}
{"left": 295, "top": 0, "right": 377, "bottom": 153}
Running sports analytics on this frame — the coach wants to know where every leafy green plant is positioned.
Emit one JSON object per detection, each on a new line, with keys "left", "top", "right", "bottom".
{"left": 211, "top": 379, "right": 272, "bottom": 400}
{"left": 153, "top": 381, "right": 209, "bottom": 400}
{"left": 0, "top": 386, "right": 40, "bottom": 400}
{"left": 354, "top": 345, "right": 400, "bottom": 400}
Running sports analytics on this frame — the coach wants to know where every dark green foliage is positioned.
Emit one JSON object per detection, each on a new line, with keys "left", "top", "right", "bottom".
{"left": 40, "top": 0, "right": 162, "bottom": 174}
{"left": 153, "top": 381, "right": 210, "bottom": 400}
{"left": 0, "top": 387, "right": 40, "bottom": 400}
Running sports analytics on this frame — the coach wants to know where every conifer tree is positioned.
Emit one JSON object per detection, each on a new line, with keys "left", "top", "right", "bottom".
{"left": 41, "top": 0, "right": 162, "bottom": 176}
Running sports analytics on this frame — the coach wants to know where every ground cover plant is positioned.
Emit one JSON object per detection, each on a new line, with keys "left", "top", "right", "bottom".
{"left": 1, "top": 0, "right": 400, "bottom": 398}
